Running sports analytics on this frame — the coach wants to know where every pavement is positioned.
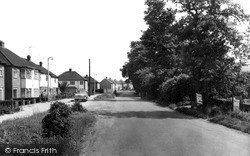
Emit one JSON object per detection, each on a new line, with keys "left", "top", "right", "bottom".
{"left": 0, "top": 94, "right": 99, "bottom": 123}
{"left": 81, "top": 91, "right": 250, "bottom": 156}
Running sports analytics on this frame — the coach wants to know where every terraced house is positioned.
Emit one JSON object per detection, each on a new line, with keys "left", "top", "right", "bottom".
{"left": 0, "top": 40, "right": 58, "bottom": 101}
{"left": 36, "top": 61, "right": 58, "bottom": 98}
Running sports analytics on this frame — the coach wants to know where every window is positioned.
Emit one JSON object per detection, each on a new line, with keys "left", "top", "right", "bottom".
{"left": 70, "top": 81, "right": 75, "bottom": 85}
{"left": 34, "top": 70, "right": 39, "bottom": 80}
{"left": 0, "top": 88, "right": 3, "bottom": 100}
{"left": 54, "top": 78, "right": 56, "bottom": 83}
{"left": 0, "top": 69, "right": 2, "bottom": 77}
{"left": 26, "top": 69, "right": 31, "bottom": 79}
{"left": 46, "top": 75, "right": 48, "bottom": 81}
{"left": 34, "top": 88, "right": 39, "bottom": 97}
{"left": 80, "top": 81, "right": 83, "bottom": 85}
{"left": 13, "top": 69, "right": 18, "bottom": 78}
{"left": 13, "top": 89, "right": 18, "bottom": 98}
{"left": 21, "top": 69, "right": 26, "bottom": 79}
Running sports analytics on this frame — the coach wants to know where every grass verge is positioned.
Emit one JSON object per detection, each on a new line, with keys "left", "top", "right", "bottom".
{"left": 174, "top": 106, "right": 250, "bottom": 134}
{"left": 176, "top": 107, "right": 207, "bottom": 119}
{"left": 94, "top": 93, "right": 115, "bottom": 100}
{"left": 0, "top": 111, "right": 96, "bottom": 155}
{"left": 209, "top": 110, "right": 250, "bottom": 134}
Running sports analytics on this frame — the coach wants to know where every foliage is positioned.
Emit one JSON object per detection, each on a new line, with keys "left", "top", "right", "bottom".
{"left": 210, "top": 111, "right": 250, "bottom": 134}
{"left": 0, "top": 111, "right": 97, "bottom": 155}
{"left": 42, "top": 102, "right": 72, "bottom": 138}
{"left": 58, "top": 81, "right": 69, "bottom": 93}
{"left": 71, "top": 102, "right": 88, "bottom": 113}
{"left": 0, "top": 100, "right": 20, "bottom": 115}
{"left": 159, "top": 74, "right": 197, "bottom": 103}
{"left": 176, "top": 107, "right": 207, "bottom": 119}
{"left": 121, "top": 0, "right": 250, "bottom": 103}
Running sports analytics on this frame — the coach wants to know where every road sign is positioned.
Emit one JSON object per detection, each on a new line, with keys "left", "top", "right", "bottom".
{"left": 196, "top": 93, "right": 203, "bottom": 104}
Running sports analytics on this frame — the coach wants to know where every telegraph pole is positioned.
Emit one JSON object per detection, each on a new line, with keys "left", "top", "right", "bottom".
{"left": 88, "top": 59, "right": 91, "bottom": 96}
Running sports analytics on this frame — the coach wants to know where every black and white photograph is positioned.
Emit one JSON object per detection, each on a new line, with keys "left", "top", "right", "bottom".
{"left": 0, "top": 0, "right": 250, "bottom": 155}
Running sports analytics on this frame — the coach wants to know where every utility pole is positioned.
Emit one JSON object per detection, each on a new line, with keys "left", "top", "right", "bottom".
{"left": 88, "top": 59, "right": 91, "bottom": 96}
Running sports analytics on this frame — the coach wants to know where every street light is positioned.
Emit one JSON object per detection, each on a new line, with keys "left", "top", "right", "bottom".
{"left": 47, "top": 57, "right": 53, "bottom": 101}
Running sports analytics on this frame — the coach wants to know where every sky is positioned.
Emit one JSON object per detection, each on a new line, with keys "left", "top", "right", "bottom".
{"left": 0, "top": 0, "right": 148, "bottom": 82}
{"left": 0, "top": 0, "right": 250, "bottom": 81}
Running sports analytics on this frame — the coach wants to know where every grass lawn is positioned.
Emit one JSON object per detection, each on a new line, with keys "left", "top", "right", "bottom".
{"left": 0, "top": 111, "right": 96, "bottom": 155}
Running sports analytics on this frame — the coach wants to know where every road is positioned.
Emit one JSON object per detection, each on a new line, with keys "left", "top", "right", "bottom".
{"left": 81, "top": 91, "right": 250, "bottom": 156}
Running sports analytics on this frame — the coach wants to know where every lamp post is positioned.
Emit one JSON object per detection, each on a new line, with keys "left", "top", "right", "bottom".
{"left": 47, "top": 57, "right": 53, "bottom": 101}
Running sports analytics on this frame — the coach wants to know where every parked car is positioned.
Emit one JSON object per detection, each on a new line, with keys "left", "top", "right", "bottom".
{"left": 74, "top": 91, "right": 88, "bottom": 102}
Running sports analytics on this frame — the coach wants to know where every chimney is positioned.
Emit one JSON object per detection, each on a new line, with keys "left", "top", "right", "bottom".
{"left": 39, "top": 61, "right": 43, "bottom": 66}
{"left": 106, "top": 77, "right": 107, "bottom": 79}
{"left": 0, "top": 41, "right": 4, "bottom": 48}
{"left": 69, "top": 68, "right": 72, "bottom": 72}
{"left": 27, "top": 55, "right": 31, "bottom": 61}
{"left": 86, "top": 74, "right": 88, "bottom": 77}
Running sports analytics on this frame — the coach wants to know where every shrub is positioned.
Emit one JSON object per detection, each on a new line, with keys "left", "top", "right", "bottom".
{"left": 168, "top": 104, "right": 177, "bottom": 110}
{"left": 71, "top": 102, "right": 88, "bottom": 113}
{"left": 49, "top": 102, "right": 72, "bottom": 118}
{"left": 159, "top": 74, "right": 197, "bottom": 104}
{"left": 176, "top": 107, "right": 207, "bottom": 119}
{"left": 209, "top": 105, "right": 222, "bottom": 116}
{"left": 229, "top": 110, "right": 250, "bottom": 121}
{"left": 0, "top": 106, "right": 11, "bottom": 115}
{"left": 42, "top": 102, "right": 72, "bottom": 138}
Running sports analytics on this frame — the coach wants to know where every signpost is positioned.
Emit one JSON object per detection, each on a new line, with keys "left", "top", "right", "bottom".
{"left": 196, "top": 93, "right": 203, "bottom": 104}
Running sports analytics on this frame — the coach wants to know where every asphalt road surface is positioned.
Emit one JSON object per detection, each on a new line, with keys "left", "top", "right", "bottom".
{"left": 82, "top": 91, "right": 250, "bottom": 156}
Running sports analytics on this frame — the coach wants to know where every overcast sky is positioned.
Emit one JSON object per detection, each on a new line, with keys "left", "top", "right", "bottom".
{"left": 0, "top": 0, "right": 249, "bottom": 81}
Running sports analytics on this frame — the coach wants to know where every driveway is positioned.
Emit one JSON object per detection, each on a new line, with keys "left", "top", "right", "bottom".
{"left": 81, "top": 91, "right": 250, "bottom": 156}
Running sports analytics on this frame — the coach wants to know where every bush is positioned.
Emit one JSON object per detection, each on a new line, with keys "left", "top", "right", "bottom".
{"left": 159, "top": 74, "right": 197, "bottom": 104}
{"left": 0, "top": 100, "right": 20, "bottom": 115}
{"left": 176, "top": 107, "right": 207, "bottom": 119}
{"left": 229, "top": 110, "right": 250, "bottom": 121}
{"left": 42, "top": 102, "right": 72, "bottom": 138}
{"left": 209, "top": 105, "right": 222, "bottom": 116}
{"left": 0, "top": 106, "right": 11, "bottom": 115}
{"left": 71, "top": 102, "right": 88, "bottom": 113}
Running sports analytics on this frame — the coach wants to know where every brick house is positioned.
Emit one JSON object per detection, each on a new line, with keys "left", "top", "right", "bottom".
{"left": 0, "top": 46, "right": 8, "bottom": 100}
{"left": 58, "top": 69, "right": 88, "bottom": 94}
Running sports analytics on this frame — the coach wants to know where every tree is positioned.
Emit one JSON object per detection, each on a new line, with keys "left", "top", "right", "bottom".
{"left": 171, "top": 0, "right": 250, "bottom": 98}
{"left": 58, "top": 82, "right": 69, "bottom": 94}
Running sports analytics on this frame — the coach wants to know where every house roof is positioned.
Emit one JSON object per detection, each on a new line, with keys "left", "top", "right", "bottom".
{"left": 0, "top": 47, "right": 36, "bottom": 68}
{"left": 84, "top": 75, "right": 99, "bottom": 83}
{"left": 26, "top": 60, "right": 58, "bottom": 78}
{"left": 118, "top": 80, "right": 125, "bottom": 83}
{"left": 0, "top": 46, "right": 58, "bottom": 77}
{"left": 0, "top": 50, "right": 10, "bottom": 65}
{"left": 108, "top": 78, "right": 116, "bottom": 84}
{"left": 59, "top": 70, "right": 86, "bottom": 81}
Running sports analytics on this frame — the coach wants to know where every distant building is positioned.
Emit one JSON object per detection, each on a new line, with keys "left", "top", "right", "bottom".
{"left": 100, "top": 77, "right": 115, "bottom": 93}
{"left": 58, "top": 69, "right": 88, "bottom": 94}
{"left": 84, "top": 75, "right": 100, "bottom": 95}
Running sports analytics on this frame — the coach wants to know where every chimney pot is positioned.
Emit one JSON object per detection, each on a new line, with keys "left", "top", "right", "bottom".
{"left": 27, "top": 55, "right": 31, "bottom": 61}
{"left": 39, "top": 61, "right": 43, "bottom": 66}
{"left": 69, "top": 68, "right": 72, "bottom": 72}
{"left": 0, "top": 41, "right": 5, "bottom": 48}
